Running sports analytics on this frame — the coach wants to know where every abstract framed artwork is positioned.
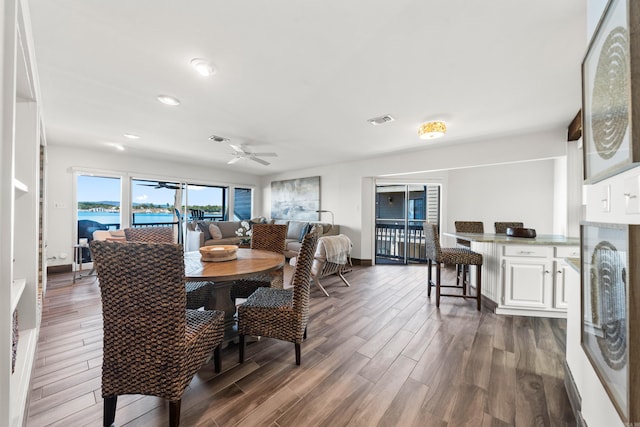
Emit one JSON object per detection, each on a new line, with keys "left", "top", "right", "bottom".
{"left": 582, "top": 0, "right": 640, "bottom": 183}
{"left": 580, "top": 222, "right": 640, "bottom": 423}
{"left": 270, "top": 176, "right": 320, "bottom": 220}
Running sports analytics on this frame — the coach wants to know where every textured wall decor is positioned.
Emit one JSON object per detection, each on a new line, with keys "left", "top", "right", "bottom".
{"left": 270, "top": 176, "right": 320, "bottom": 220}
{"left": 582, "top": 0, "right": 640, "bottom": 183}
{"left": 581, "top": 222, "right": 640, "bottom": 423}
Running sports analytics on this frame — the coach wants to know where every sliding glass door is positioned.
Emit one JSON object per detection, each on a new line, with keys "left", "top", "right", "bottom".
{"left": 375, "top": 184, "right": 440, "bottom": 264}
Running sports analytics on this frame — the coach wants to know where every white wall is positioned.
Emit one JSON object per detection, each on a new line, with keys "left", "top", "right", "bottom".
{"left": 261, "top": 128, "right": 568, "bottom": 260}
{"left": 46, "top": 145, "right": 261, "bottom": 267}
{"left": 443, "top": 159, "right": 556, "bottom": 246}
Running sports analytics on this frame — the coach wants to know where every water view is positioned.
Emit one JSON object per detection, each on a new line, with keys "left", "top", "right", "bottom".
{"left": 78, "top": 211, "right": 175, "bottom": 226}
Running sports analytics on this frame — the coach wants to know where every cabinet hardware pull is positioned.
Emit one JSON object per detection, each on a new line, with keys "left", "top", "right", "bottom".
{"left": 624, "top": 192, "right": 637, "bottom": 199}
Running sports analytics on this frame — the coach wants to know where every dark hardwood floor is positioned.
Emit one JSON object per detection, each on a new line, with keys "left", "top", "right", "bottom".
{"left": 27, "top": 264, "right": 576, "bottom": 426}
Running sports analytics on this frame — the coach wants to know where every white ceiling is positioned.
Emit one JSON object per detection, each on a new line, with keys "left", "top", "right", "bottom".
{"left": 27, "top": 0, "right": 587, "bottom": 176}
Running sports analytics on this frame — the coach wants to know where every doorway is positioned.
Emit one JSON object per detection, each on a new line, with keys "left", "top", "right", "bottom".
{"left": 375, "top": 184, "right": 440, "bottom": 264}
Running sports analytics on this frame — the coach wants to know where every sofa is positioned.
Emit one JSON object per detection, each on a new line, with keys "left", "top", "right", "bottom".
{"left": 185, "top": 218, "right": 339, "bottom": 257}
{"left": 275, "top": 220, "right": 339, "bottom": 258}
{"left": 186, "top": 220, "right": 242, "bottom": 251}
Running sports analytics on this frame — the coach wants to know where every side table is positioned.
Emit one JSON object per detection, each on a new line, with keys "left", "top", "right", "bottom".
{"left": 73, "top": 243, "right": 95, "bottom": 283}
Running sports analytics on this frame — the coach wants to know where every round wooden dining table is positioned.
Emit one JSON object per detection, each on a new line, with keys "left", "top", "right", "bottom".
{"left": 184, "top": 248, "right": 285, "bottom": 341}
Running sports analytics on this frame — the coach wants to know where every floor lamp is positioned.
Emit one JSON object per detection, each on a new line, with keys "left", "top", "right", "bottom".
{"left": 316, "top": 209, "right": 334, "bottom": 226}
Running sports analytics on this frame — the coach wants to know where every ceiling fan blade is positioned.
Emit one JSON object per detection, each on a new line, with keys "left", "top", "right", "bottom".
{"left": 229, "top": 144, "right": 246, "bottom": 153}
{"left": 250, "top": 156, "right": 270, "bottom": 166}
{"left": 250, "top": 152, "right": 277, "bottom": 157}
{"left": 227, "top": 157, "right": 242, "bottom": 164}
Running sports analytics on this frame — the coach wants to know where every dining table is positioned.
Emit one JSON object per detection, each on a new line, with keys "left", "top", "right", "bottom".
{"left": 184, "top": 248, "right": 285, "bottom": 341}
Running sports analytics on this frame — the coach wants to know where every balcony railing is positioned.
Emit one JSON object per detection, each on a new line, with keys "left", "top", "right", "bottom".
{"left": 375, "top": 222, "right": 427, "bottom": 263}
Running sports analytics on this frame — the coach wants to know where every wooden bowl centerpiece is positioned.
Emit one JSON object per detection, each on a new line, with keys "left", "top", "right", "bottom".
{"left": 505, "top": 227, "right": 537, "bottom": 238}
{"left": 199, "top": 245, "right": 238, "bottom": 262}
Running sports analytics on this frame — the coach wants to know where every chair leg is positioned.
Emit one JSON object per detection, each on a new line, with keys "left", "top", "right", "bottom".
{"left": 295, "top": 343, "right": 301, "bottom": 366}
{"left": 456, "top": 264, "right": 461, "bottom": 286}
{"left": 214, "top": 344, "right": 222, "bottom": 373}
{"left": 462, "top": 265, "right": 468, "bottom": 296}
{"left": 103, "top": 396, "right": 117, "bottom": 427}
{"left": 239, "top": 334, "right": 245, "bottom": 363}
{"left": 435, "top": 262, "right": 441, "bottom": 308}
{"left": 303, "top": 325, "right": 307, "bottom": 340}
{"left": 169, "top": 400, "right": 181, "bottom": 427}
{"left": 476, "top": 265, "right": 482, "bottom": 311}
{"left": 427, "top": 259, "right": 433, "bottom": 297}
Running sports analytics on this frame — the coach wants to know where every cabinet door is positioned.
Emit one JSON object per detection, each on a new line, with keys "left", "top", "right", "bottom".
{"left": 553, "top": 260, "right": 572, "bottom": 309}
{"left": 503, "top": 258, "right": 552, "bottom": 308}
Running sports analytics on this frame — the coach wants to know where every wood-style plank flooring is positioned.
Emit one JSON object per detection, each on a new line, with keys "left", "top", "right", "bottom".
{"left": 27, "top": 264, "right": 576, "bottom": 426}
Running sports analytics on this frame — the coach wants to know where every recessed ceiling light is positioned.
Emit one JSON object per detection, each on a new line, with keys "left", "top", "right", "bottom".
{"left": 123, "top": 133, "right": 140, "bottom": 140}
{"left": 157, "top": 95, "right": 181, "bottom": 106}
{"left": 190, "top": 58, "right": 215, "bottom": 77}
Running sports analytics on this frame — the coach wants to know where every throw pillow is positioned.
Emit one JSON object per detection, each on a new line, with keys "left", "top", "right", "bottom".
{"left": 208, "top": 223, "right": 223, "bottom": 240}
{"left": 196, "top": 221, "right": 212, "bottom": 241}
{"left": 298, "top": 222, "right": 312, "bottom": 242}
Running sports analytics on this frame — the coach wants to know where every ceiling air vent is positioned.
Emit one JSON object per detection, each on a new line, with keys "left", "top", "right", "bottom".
{"left": 367, "top": 114, "right": 395, "bottom": 125}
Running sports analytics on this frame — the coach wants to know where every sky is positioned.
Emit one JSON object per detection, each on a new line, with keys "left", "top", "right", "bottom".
{"left": 77, "top": 176, "right": 223, "bottom": 205}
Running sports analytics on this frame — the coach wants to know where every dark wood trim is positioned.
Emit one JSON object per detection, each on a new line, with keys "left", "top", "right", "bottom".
{"left": 563, "top": 360, "right": 586, "bottom": 427}
{"left": 567, "top": 110, "right": 582, "bottom": 142}
{"left": 47, "top": 264, "right": 72, "bottom": 274}
{"left": 351, "top": 258, "right": 372, "bottom": 266}
{"left": 481, "top": 295, "right": 498, "bottom": 312}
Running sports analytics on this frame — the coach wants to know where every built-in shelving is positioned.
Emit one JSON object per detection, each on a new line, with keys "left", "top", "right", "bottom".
{"left": 13, "top": 178, "right": 28, "bottom": 194}
{"left": 10, "top": 279, "right": 26, "bottom": 312}
{"left": 1, "top": 0, "right": 45, "bottom": 425}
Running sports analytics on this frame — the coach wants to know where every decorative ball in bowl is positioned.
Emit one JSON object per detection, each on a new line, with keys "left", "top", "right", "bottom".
{"left": 505, "top": 227, "right": 536, "bottom": 238}
{"left": 199, "top": 245, "right": 238, "bottom": 262}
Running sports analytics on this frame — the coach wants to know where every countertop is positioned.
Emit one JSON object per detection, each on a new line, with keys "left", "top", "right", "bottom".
{"left": 443, "top": 232, "right": 580, "bottom": 246}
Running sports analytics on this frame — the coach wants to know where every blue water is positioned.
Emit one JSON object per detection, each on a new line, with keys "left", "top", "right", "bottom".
{"left": 78, "top": 211, "right": 174, "bottom": 225}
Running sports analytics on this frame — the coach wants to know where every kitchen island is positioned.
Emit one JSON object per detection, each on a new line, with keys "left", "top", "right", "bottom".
{"left": 443, "top": 232, "right": 579, "bottom": 317}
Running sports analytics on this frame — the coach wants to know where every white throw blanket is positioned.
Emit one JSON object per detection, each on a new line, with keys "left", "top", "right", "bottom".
{"left": 319, "top": 234, "right": 352, "bottom": 265}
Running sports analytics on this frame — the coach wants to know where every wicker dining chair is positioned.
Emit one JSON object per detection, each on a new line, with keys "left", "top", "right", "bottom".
{"left": 237, "top": 232, "right": 318, "bottom": 366}
{"left": 90, "top": 240, "right": 225, "bottom": 427}
{"left": 424, "top": 223, "right": 483, "bottom": 311}
{"left": 230, "top": 223, "right": 287, "bottom": 302}
{"left": 494, "top": 222, "right": 524, "bottom": 234}
{"left": 124, "top": 226, "right": 175, "bottom": 243}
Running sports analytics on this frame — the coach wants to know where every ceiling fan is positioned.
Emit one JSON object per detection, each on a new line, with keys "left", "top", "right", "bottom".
{"left": 137, "top": 181, "right": 182, "bottom": 190}
{"left": 227, "top": 144, "right": 277, "bottom": 166}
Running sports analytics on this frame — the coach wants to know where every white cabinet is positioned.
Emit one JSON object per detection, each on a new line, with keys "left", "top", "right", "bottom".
{"left": 496, "top": 244, "right": 579, "bottom": 317}
{"left": 1, "top": 0, "right": 46, "bottom": 425}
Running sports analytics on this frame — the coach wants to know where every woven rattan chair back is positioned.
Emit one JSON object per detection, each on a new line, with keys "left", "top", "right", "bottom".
{"left": 454, "top": 221, "right": 484, "bottom": 247}
{"left": 494, "top": 222, "right": 524, "bottom": 234}
{"left": 251, "top": 223, "right": 287, "bottom": 253}
{"left": 90, "top": 240, "right": 224, "bottom": 426}
{"left": 291, "top": 232, "right": 319, "bottom": 314}
{"left": 423, "top": 223, "right": 442, "bottom": 262}
{"left": 124, "top": 226, "right": 175, "bottom": 243}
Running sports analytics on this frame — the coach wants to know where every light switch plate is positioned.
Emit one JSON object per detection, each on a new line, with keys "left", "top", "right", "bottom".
{"left": 625, "top": 176, "right": 640, "bottom": 214}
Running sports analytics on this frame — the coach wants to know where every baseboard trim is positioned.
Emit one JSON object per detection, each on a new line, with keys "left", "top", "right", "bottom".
{"left": 351, "top": 258, "right": 371, "bottom": 266}
{"left": 47, "top": 264, "right": 72, "bottom": 274}
{"left": 563, "top": 360, "right": 586, "bottom": 427}
{"left": 481, "top": 295, "right": 498, "bottom": 312}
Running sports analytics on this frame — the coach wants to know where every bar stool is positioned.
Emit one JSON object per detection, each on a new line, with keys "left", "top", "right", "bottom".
{"left": 454, "top": 221, "right": 483, "bottom": 285}
{"left": 424, "top": 223, "right": 483, "bottom": 311}
{"left": 494, "top": 222, "right": 523, "bottom": 234}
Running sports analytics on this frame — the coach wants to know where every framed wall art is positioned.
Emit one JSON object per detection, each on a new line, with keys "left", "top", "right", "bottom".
{"left": 580, "top": 222, "right": 640, "bottom": 423}
{"left": 270, "top": 176, "right": 320, "bottom": 220}
{"left": 582, "top": 0, "right": 640, "bottom": 183}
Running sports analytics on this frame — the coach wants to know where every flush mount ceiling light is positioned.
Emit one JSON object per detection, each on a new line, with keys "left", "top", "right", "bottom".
{"left": 157, "top": 94, "right": 181, "bottom": 106}
{"left": 123, "top": 133, "right": 140, "bottom": 140}
{"left": 418, "top": 121, "right": 447, "bottom": 139}
{"left": 190, "top": 58, "right": 215, "bottom": 77}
